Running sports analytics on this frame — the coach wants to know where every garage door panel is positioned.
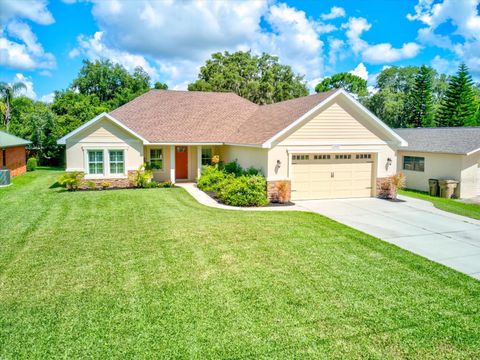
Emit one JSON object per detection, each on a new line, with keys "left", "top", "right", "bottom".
{"left": 291, "top": 155, "right": 373, "bottom": 200}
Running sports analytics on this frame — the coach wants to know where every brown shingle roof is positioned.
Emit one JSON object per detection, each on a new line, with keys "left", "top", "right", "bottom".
{"left": 109, "top": 89, "right": 339, "bottom": 144}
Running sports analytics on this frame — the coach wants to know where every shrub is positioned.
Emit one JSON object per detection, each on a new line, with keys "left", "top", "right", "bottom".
{"left": 101, "top": 181, "right": 111, "bottom": 189}
{"left": 145, "top": 181, "right": 159, "bottom": 188}
{"left": 87, "top": 181, "right": 96, "bottom": 190}
{"left": 217, "top": 175, "right": 268, "bottom": 207}
{"left": 378, "top": 173, "right": 406, "bottom": 200}
{"left": 26, "top": 157, "right": 37, "bottom": 171}
{"left": 224, "top": 160, "right": 243, "bottom": 176}
{"left": 244, "top": 166, "right": 261, "bottom": 176}
{"left": 197, "top": 165, "right": 226, "bottom": 192}
{"left": 275, "top": 181, "right": 290, "bottom": 203}
{"left": 390, "top": 172, "right": 406, "bottom": 200}
{"left": 58, "top": 172, "right": 84, "bottom": 191}
{"left": 158, "top": 181, "right": 174, "bottom": 188}
{"left": 133, "top": 163, "right": 153, "bottom": 188}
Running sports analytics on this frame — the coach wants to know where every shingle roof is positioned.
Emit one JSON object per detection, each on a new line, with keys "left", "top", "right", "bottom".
{"left": 394, "top": 127, "right": 480, "bottom": 155}
{"left": 109, "top": 89, "right": 338, "bottom": 144}
{"left": 0, "top": 130, "right": 31, "bottom": 148}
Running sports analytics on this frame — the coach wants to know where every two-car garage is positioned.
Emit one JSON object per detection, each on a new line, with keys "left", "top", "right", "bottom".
{"left": 290, "top": 153, "right": 375, "bottom": 200}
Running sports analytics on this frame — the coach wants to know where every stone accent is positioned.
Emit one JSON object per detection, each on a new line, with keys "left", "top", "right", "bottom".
{"left": 1, "top": 146, "right": 27, "bottom": 177}
{"left": 376, "top": 176, "right": 396, "bottom": 199}
{"left": 267, "top": 180, "right": 291, "bottom": 203}
{"left": 81, "top": 170, "right": 138, "bottom": 189}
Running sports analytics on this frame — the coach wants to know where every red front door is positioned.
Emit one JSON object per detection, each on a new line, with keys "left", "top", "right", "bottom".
{"left": 175, "top": 146, "right": 188, "bottom": 179}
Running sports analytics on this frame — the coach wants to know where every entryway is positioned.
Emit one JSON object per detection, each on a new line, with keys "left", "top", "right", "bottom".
{"left": 175, "top": 146, "right": 188, "bottom": 179}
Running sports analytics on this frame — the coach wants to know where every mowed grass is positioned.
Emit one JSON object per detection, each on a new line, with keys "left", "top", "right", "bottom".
{"left": 1, "top": 169, "right": 480, "bottom": 359}
{"left": 399, "top": 188, "right": 480, "bottom": 220}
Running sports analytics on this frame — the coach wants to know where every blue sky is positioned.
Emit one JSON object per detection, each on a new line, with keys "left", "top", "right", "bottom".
{"left": 1, "top": 0, "right": 479, "bottom": 102}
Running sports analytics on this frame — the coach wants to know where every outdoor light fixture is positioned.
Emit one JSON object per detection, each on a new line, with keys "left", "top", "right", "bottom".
{"left": 387, "top": 157, "right": 392, "bottom": 166}
{"left": 277, "top": 160, "right": 281, "bottom": 167}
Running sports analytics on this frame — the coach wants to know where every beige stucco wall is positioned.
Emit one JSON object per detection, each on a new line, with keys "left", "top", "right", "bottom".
{"left": 217, "top": 145, "right": 268, "bottom": 176}
{"left": 396, "top": 151, "right": 468, "bottom": 197}
{"left": 460, "top": 151, "right": 480, "bottom": 198}
{"left": 65, "top": 117, "right": 143, "bottom": 178}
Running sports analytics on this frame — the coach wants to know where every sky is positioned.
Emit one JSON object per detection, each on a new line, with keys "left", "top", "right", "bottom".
{"left": 1, "top": 0, "right": 479, "bottom": 103}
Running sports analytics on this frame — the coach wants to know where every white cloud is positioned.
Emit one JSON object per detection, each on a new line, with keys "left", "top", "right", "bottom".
{"left": 408, "top": 0, "right": 480, "bottom": 74}
{"left": 0, "top": 1, "right": 56, "bottom": 71}
{"left": 70, "top": 1, "right": 327, "bottom": 89}
{"left": 40, "top": 92, "right": 54, "bottom": 103}
{"left": 350, "top": 63, "right": 368, "bottom": 80}
{"left": 342, "top": 17, "right": 421, "bottom": 64}
{"left": 0, "top": 0, "right": 54, "bottom": 25}
{"left": 320, "top": 6, "right": 345, "bottom": 20}
{"left": 71, "top": 31, "right": 158, "bottom": 79}
{"left": 327, "top": 37, "right": 345, "bottom": 64}
{"left": 13, "top": 73, "right": 36, "bottom": 99}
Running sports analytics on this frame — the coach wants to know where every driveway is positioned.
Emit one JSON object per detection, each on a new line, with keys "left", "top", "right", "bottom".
{"left": 296, "top": 196, "right": 480, "bottom": 280}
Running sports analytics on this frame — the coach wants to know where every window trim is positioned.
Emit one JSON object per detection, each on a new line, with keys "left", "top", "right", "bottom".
{"left": 403, "top": 155, "right": 425, "bottom": 172}
{"left": 83, "top": 147, "right": 128, "bottom": 179}
{"left": 149, "top": 148, "right": 164, "bottom": 171}
{"left": 108, "top": 149, "right": 125, "bottom": 175}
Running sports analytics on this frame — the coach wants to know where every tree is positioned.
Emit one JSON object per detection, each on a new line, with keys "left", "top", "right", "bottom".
{"left": 408, "top": 65, "right": 435, "bottom": 127}
{"left": 188, "top": 51, "right": 308, "bottom": 104}
{"left": 0, "top": 81, "right": 26, "bottom": 131}
{"left": 436, "top": 63, "right": 477, "bottom": 127}
{"left": 71, "top": 59, "right": 151, "bottom": 108}
{"left": 154, "top": 82, "right": 168, "bottom": 90}
{"left": 315, "top": 72, "right": 368, "bottom": 97}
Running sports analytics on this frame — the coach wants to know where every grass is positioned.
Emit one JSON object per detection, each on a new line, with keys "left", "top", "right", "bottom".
{"left": 1, "top": 169, "right": 480, "bottom": 359}
{"left": 399, "top": 188, "right": 480, "bottom": 220}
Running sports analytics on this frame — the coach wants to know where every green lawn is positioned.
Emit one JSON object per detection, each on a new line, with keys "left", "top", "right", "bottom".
{"left": 399, "top": 188, "right": 480, "bottom": 220}
{"left": 1, "top": 169, "right": 480, "bottom": 359}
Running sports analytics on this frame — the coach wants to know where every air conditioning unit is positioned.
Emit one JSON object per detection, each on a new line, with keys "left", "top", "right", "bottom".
{"left": 0, "top": 169, "right": 11, "bottom": 186}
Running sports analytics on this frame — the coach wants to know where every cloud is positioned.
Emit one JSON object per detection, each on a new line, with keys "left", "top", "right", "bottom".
{"left": 327, "top": 37, "right": 345, "bottom": 64}
{"left": 40, "top": 92, "right": 54, "bottom": 103}
{"left": 12, "top": 73, "right": 37, "bottom": 99}
{"left": 0, "top": 1, "right": 56, "bottom": 71}
{"left": 350, "top": 63, "right": 368, "bottom": 80}
{"left": 70, "top": 1, "right": 326, "bottom": 89}
{"left": 408, "top": 0, "right": 480, "bottom": 73}
{"left": 0, "top": 0, "right": 54, "bottom": 25}
{"left": 342, "top": 17, "right": 421, "bottom": 64}
{"left": 320, "top": 6, "right": 345, "bottom": 20}
{"left": 71, "top": 31, "right": 158, "bottom": 79}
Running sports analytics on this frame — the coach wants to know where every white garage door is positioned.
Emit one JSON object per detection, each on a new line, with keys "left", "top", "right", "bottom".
{"left": 291, "top": 154, "right": 374, "bottom": 200}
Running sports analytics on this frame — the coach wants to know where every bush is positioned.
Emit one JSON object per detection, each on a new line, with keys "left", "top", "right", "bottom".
{"left": 158, "top": 181, "right": 174, "bottom": 188}
{"left": 58, "top": 172, "right": 84, "bottom": 191}
{"left": 132, "top": 163, "right": 153, "bottom": 188}
{"left": 217, "top": 175, "right": 268, "bottom": 207}
{"left": 87, "top": 181, "right": 96, "bottom": 190}
{"left": 197, "top": 165, "right": 226, "bottom": 192}
{"left": 101, "top": 181, "right": 111, "bottom": 189}
{"left": 145, "top": 181, "right": 159, "bottom": 188}
{"left": 275, "top": 181, "right": 290, "bottom": 203}
{"left": 26, "top": 157, "right": 37, "bottom": 171}
{"left": 223, "top": 160, "right": 243, "bottom": 176}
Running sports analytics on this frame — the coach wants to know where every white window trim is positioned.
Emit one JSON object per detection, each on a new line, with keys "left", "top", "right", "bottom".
{"left": 83, "top": 148, "right": 128, "bottom": 179}
{"left": 147, "top": 147, "right": 165, "bottom": 173}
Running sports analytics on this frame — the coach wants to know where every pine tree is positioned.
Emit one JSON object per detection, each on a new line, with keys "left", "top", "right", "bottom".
{"left": 436, "top": 63, "right": 476, "bottom": 127}
{"left": 409, "top": 65, "right": 435, "bottom": 127}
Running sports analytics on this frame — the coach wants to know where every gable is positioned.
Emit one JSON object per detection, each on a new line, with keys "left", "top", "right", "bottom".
{"left": 67, "top": 118, "right": 141, "bottom": 145}
{"left": 277, "top": 98, "right": 390, "bottom": 146}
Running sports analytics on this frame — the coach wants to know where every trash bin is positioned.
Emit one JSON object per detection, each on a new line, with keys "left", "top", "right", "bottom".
{"left": 428, "top": 179, "right": 439, "bottom": 196}
{"left": 439, "top": 180, "right": 459, "bottom": 199}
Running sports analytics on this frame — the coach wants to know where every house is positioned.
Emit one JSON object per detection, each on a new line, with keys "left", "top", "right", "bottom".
{"left": 0, "top": 130, "right": 31, "bottom": 177}
{"left": 395, "top": 127, "right": 480, "bottom": 199}
{"left": 57, "top": 89, "right": 406, "bottom": 201}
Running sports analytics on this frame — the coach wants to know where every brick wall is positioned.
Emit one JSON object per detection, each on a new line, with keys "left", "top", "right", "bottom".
{"left": 1, "top": 146, "right": 27, "bottom": 177}
{"left": 267, "top": 180, "right": 291, "bottom": 203}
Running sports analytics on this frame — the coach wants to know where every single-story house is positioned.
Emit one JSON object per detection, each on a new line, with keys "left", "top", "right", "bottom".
{"left": 0, "top": 130, "right": 31, "bottom": 177}
{"left": 395, "top": 127, "right": 480, "bottom": 199}
{"left": 57, "top": 89, "right": 407, "bottom": 201}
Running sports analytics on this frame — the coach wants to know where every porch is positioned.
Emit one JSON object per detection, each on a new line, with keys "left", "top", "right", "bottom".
{"left": 144, "top": 144, "right": 222, "bottom": 183}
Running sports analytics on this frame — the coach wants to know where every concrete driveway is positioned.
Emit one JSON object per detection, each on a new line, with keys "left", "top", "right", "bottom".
{"left": 296, "top": 196, "right": 480, "bottom": 280}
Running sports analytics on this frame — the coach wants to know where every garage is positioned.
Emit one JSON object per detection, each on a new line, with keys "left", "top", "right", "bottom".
{"left": 291, "top": 153, "right": 374, "bottom": 200}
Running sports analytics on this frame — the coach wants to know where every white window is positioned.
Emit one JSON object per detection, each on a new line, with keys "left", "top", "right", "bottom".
{"left": 335, "top": 154, "right": 352, "bottom": 160}
{"left": 356, "top": 154, "right": 372, "bottom": 159}
{"left": 314, "top": 154, "right": 331, "bottom": 160}
{"left": 201, "top": 147, "right": 213, "bottom": 165}
{"left": 88, "top": 150, "right": 103, "bottom": 174}
{"left": 109, "top": 150, "right": 124, "bottom": 174}
{"left": 150, "top": 149, "right": 163, "bottom": 170}
{"left": 292, "top": 155, "right": 309, "bottom": 161}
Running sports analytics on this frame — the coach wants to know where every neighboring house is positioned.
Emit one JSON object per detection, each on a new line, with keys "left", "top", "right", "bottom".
{"left": 395, "top": 127, "right": 480, "bottom": 199}
{"left": 57, "top": 89, "right": 406, "bottom": 200}
{"left": 0, "top": 130, "right": 31, "bottom": 177}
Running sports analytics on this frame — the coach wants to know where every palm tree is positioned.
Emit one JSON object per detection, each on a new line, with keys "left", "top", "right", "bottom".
{"left": 0, "top": 81, "right": 26, "bottom": 131}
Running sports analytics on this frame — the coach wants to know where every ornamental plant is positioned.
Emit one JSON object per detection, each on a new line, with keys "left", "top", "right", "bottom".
{"left": 58, "top": 171, "right": 85, "bottom": 191}
{"left": 133, "top": 163, "right": 153, "bottom": 188}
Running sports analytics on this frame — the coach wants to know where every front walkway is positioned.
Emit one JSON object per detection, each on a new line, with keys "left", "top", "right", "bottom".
{"left": 296, "top": 196, "right": 480, "bottom": 280}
